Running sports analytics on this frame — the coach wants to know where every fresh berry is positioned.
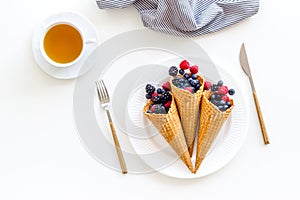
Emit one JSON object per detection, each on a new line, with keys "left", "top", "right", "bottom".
{"left": 211, "top": 84, "right": 219, "bottom": 91}
{"left": 191, "top": 74, "right": 197, "bottom": 79}
{"left": 190, "top": 65, "right": 198, "bottom": 74}
{"left": 172, "top": 78, "right": 180, "bottom": 87}
{"left": 157, "top": 88, "right": 163, "bottom": 94}
{"left": 184, "top": 73, "right": 190, "bottom": 79}
{"left": 145, "top": 84, "right": 152, "bottom": 90}
{"left": 161, "top": 92, "right": 172, "bottom": 103}
{"left": 150, "top": 104, "right": 156, "bottom": 112}
{"left": 168, "top": 66, "right": 178, "bottom": 76}
{"left": 146, "top": 85, "right": 155, "bottom": 94}
{"left": 221, "top": 95, "right": 229, "bottom": 102}
{"left": 146, "top": 93, "right": 152, "bottom": 99}
{"left": 179, "top": 60, "right": 190, "bottom": 70}
{"left": 195, "top": 83, "right": 201, "bottom": 89}
{"left": 204, "top": 81, "right": 212, "bottom": 90}
{"left": 164, "top": 100, "right": 172, "bottom": 108}
{"left": 162, "top": 81, "right": 171, "bottom": 91}
{"left": 218, "top": 85, "right": 228, "bottom": 95}
{"left": 152, "top": 96, "right": 161, "bottom": 104}
{"left": 228, "top": 89, "right": 235, "bottom": 95}
{"left": 219, "top": 100, "right": 226, "bottom": 105}
{"left": 226, "top": 101, "right": 231, "bottom": 107}
{"left": 179, "top": 69, "right": 184, "bottom": 75}
{"left": 154, "top": 104, "right": 167, "bottom": 114}
{"left": 184, "top": 87, "right": 194, "bottom": 93}
{"left": 217, "top": 80, "right": 223, "bottom": 86}
{"left": 210, "top": 94, "right": 216, "bottom": 100}
{"left": 151, "top": 91, "right": 158, "bottom": 98}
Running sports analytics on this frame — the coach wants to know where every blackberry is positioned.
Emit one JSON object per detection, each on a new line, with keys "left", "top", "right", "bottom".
{"left": 146, "top": 85, "right": 155, "bottom": 94}
{"left": 161, "top": 92, "right": 172, "bottom": 104}
{"left": 152, "top": 96, "right": 161, "bottom": 104}
{"left": 169, "top": 66, "right": 178, "bottom": 76}
{"left": 172, "top": 78, "right": 180, "bottom": 86}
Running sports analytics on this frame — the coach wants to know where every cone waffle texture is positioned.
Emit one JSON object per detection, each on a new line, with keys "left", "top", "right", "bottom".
{"left": 194, "top": 91, "right": 234, "bottom": 173}
{"left": 170, "top": 75, "right": 204, "bottom": 156}
{"left": 143, "top": 97, "right": 193, "bottom": 172}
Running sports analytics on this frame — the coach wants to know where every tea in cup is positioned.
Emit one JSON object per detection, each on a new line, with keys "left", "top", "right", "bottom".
{"left": 41, "top": 22, "right": 96, "bottom": 67}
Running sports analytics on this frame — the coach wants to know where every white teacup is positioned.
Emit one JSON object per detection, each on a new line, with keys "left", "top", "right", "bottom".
{"left": 40, "top": 22, "right": 96, "bottom": 68}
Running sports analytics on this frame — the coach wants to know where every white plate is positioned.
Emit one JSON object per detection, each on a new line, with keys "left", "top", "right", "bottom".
{"left": 73, "top": 29, "right": 248, "bottom": 177}
{"left": 32, "top": 12, "right": 99, "bottom": 79}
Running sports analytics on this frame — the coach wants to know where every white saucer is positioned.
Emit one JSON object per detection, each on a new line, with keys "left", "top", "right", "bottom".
{"left": 32, "top": 12, "right": 99, "bottom": 79}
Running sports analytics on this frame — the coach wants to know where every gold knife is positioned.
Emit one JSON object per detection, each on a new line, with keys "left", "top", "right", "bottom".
{"left": 239, "top": 43, "right": 270, "bottom": 145}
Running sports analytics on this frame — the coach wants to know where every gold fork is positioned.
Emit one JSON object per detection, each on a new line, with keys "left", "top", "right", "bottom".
{"left": 96, "top": 80, "right": 127, "bottom": 174}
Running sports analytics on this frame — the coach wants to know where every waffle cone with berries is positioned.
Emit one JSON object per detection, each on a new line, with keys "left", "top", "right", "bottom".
{"left": 143, "top": 97, "right": 193, "bottom": 172}
{"left": 170, "top": 75, "right": 204, "bottom": 156}
{"left": 194, "top": 91, "right": 234, "bottom": 173}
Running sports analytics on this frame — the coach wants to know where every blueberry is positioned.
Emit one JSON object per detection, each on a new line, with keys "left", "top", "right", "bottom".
{"left": 195, "top": 83, "right": 201, "bottom": 89}
{"left": 226, "top": 101, "right": 231, "bottom": 106}
{"left": 147, "top": 110, "right": 153, "bottom": 114}
{"left": 190, "top": 80, "right": 197, "bottom": 87}
{"left": 216, "top": 94, "right": 222, "bottom": 100}
{"left": 210, "top": 94, "right": 216, "bottom": 100}
{"left": 219, "top": 100, "right": 226, "bottom": 105}
{"left": 184, "top": 73, "right": 189, "bottom": 79}
{"left": 223, "top": 105, "right": 229, "bottom": 110}
{"left": 169, "top": 66, "right": 178, "bottom": 76}
{"left": 228, "top": 89, "right": 235, "bottom": 95}
{"left": 146, "top": 93, "right": 152, "bottom": 99}
{"left": 218, "top": 105, "right": 224, "bottom": 111}
{"left": 191, "top": 74, "right": 197, "bottom": 79}
{"left": 217, "top": 80, "right": 223, "bottom": 86}
{"left": 179, "top": 69, "right": 185, "bottom": 75}
{"left": 157, "top": 88, "right": 163, "bottom": 94}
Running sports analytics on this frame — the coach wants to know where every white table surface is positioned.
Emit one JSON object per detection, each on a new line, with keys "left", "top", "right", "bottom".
{"left": 1, "top": 0, "right": 299, "bottom": 199}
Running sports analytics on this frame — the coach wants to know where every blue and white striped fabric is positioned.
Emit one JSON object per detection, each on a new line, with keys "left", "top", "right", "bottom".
{"left": 96, "top": 0, "right": 259, "bottom": 37}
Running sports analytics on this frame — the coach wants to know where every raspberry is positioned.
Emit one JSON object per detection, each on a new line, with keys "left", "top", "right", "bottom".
{"left": 221, "top": 95, "right": 229, "bottom": 102}
{"left": 190, "top": 65, "right": 198, "bottom": 74}
{"left": 162, "top": 81, "right": 171, "bottom": 91}
{"left": 204, "top": 81, "right": 212, "bottom": 90}
{"left": 151, "top": 91, "right": 158, "bottom": 98}
{"left": 218, "top": 86, "right": 228, "bottom": 95}
{"left": 179, "top": 60, "right": 190, "bottom": 70}
{"left": 164, "top": 100, "right": 172, "bottom": 108}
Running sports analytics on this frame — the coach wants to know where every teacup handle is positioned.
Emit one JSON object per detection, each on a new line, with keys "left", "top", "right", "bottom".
{"left": 85, "top": 39, "right": 97, "bottom": 44}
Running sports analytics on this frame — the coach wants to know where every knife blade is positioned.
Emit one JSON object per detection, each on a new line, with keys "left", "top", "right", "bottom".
{"left": 239, "top": 43, "right": 270, "bottom": 145}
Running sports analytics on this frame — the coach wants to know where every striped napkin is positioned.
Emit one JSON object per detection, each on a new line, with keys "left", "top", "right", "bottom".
{"left": 96, "top": 0, "right": 259, "bottom": 37}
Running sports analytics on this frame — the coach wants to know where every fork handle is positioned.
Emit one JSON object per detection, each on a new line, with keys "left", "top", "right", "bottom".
{"left": 106, "top": 111, "right": 128, "bottom": 174}
{"left": 253, "top": 92, "right": 270, "bottom": 145}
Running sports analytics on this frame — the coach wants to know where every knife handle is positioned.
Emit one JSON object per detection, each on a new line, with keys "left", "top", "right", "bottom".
{"left": 253, "top": 91, "right": 270, "bottom": 145}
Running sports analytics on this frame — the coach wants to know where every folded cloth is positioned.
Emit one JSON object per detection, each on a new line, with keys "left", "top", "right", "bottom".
{"left": 96, "top": 0, "right": 259, "bottom": 37}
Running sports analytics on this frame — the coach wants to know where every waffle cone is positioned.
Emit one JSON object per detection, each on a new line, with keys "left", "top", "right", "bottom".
{"left": 143, "top": 97, "right": 193, "bottom": 172}
{"left": 194, "top": 91, "right": 234, "bottom": 173}
{"left": 170, "top": 75, "right": 204, "bottom": 156}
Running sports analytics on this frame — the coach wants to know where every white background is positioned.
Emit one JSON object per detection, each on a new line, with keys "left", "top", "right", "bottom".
{"left": 1, "top": 0, "right": 299, "bottom": 199}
